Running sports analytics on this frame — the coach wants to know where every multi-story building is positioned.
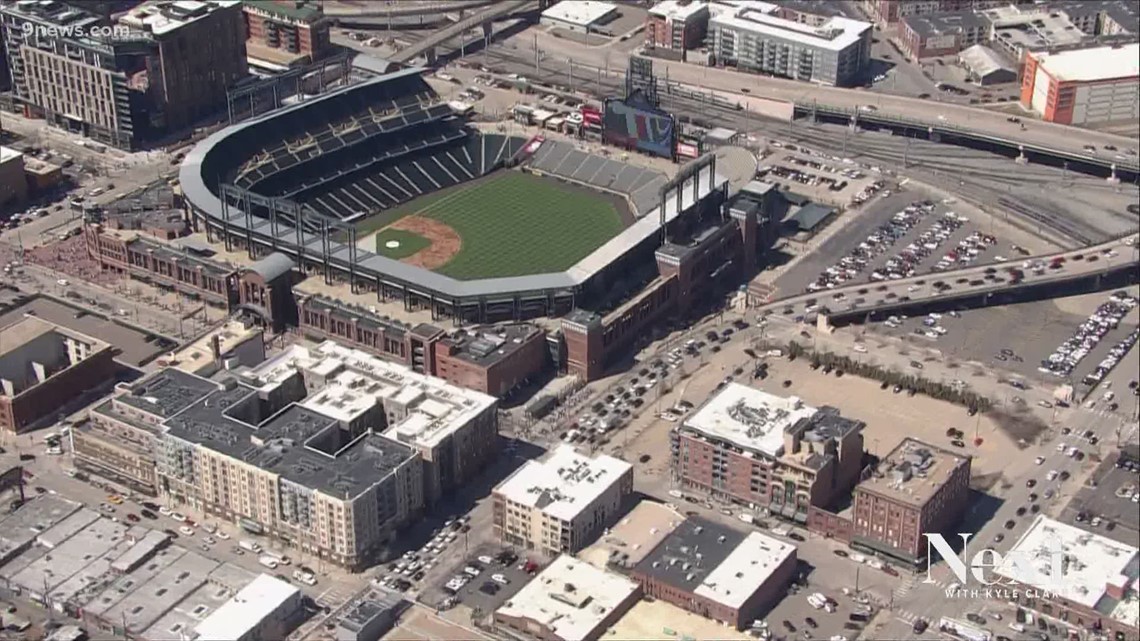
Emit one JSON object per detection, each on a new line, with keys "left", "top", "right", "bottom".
{"left": 0, "top": 0, "right": 245, "bottom": 150}
{"left": 241, "top": 0, "right": 331, "bottom": 70}
{"left": 900, "top": 12, "right": 990, "bottom": 59}
{"left": 75, "top": 341, "right": 497, "bottom": 570}
{"left": 631, "top": 517, "right": 797, "bottom": 630}
{"left": 862, "top": 0, "right": 1018, "bottom": 28}
{"left": 850, "top": 438, "right": 971, "bottom": 564}
{"left": 118, "top": 0, "right": 247, "bottom": 132}
{"left": 492, "top": 444, "right": 633, "bottom": 556}
{"left": 672, "top": 384, "right": 864, "bottom": 522}
{"left": 73, "top": 368, "right": 219, "bottom": 495}
{"left": 0, "top": 316, "right": 116, "bottom": 435}
{"left": 0, "top": 147, "right": 28, "bottom": 210}
{"left": 997, "top": 516, "right": 1139, "bottom": 641}
{"left": 709, "top": 3, "right": 872, "bottom": 87}
{"left": 645, "top": 0, "right": 710, "bottom": 53}
{"left": 1020, "top": 43, "right": 1139, "bottom": 126}
{"left": 163, "top": 319, "right": 266, "bottom": 378}
{"left": 297, "top": 293, "right": 549, "bottom": 397}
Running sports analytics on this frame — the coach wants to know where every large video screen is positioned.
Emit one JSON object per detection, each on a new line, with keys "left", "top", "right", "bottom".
{"left": 602, "top": 98, "right": 675, "bottom": 159}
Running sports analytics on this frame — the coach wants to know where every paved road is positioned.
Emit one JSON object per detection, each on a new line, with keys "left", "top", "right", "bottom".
{"left": 500, "top": 30, "right": 1140, "bottom": 157}
{"left": 762, "top": 235, "right": 1139, "bottom": 317}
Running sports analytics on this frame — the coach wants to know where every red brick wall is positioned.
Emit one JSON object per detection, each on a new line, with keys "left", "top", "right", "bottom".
{"left": 1, "top": 347, "right": 117, "bottom": 434}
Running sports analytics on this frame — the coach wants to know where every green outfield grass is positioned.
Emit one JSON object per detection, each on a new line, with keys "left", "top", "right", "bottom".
{"left": 367, "top": 171, "right": 624, "bottom": 280}
{"left": 373, "top": 228, "right": 431, "bottom": 259}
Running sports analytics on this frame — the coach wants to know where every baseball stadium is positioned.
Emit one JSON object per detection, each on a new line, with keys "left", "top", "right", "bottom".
{"left": 180, "top": 67, "right": 728, "bottom": 322}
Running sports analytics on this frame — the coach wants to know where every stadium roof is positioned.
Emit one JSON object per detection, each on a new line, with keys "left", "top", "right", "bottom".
{"left": 180, "top": 69, "right": 728, "bottom": 302}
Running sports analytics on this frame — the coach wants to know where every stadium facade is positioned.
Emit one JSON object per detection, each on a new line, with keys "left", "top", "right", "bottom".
{"left": 179, "top": 68, "right": 730, "bottom": 325}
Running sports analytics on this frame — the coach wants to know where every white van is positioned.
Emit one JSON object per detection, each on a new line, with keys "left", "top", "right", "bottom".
{"left": 240, "top": 540, "right": 262, "bottom": 554}
{"left": 258, "top": 556, "right": 279, "bottom": 569}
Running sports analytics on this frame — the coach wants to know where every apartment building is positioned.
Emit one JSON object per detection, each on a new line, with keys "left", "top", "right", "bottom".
{"left": 493, "top": 444, "right": 633, "bottom": 556}
{"left": 0, "top": 0, "right": 245, "bottom": 150}
{"left": 862, "top": 0, "right": 1018, "bottom": 28}
{"left": 709, "top": 3, "right": 872, "bottom": 87}
{"left": 242, "top": 0, "right": 331, "bottom": 69}
{"left": 645, "top": 0, "right": 710, "bottom": 52}
{"left": 118, "top": 0, "right": 247, "bottom": 132}
{"left": 851, "top": 438, "right": 971, "bottom": 564}
{"left": 672, "top": 384, "right": 864, "bottom": 522}
{"left": 900, "top": 12, "right": 989, "bottom": 60}
{"left": 73, "top": 368, "right": 219, "bottom": 495}
{"left": 75, "top": 341, "right": 497, "bottom": 570}
{"left": 0, "top": 317, "right": 116, "bottom": 434}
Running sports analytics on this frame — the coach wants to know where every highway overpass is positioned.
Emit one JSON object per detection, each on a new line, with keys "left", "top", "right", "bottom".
{"left": 388, "top": 0, "right": 536, "bottom": 65}
{"left": 759, "top": 235, "right": 1140, "bottom": 323}
{"left": 799, "top": 103, "right": 1140, "bottom": 182}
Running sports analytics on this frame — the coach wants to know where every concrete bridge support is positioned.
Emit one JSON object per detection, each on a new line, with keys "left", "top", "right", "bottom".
{"left": 1108, "top": 163, "right": 1120, "bottom": 184}
{"left": 1015, "top": 144, "right": 1028, "bottom": 165}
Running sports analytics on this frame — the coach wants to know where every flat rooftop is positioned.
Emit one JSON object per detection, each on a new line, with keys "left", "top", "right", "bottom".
{"left": 495, "top": 444, "right": 632, "bottom": 522}
{"left": 193, "top": 573, "right": 299, "bottom": 641}
{"left": 119, "top": 0, "right": 241, "bottom": 36}
{"left": 710, "top": 4, "right": 871, "bottom": 51}
{"left": 1035, "top": 42, "right": 1140, "bottom": 82}
{"left": 858, "top": 438, "right": 970, "bottom": 507}
{"left": 634, "top": 517, "right": 793, "bottom": 608}
{"left": 0, "top": 316, "right": 110, "bottom": 394}
{"left": 166, "top": 320, "right": 262, "bottom": 374}
{"left": 682, "top": 384, "right": 817, "bottom": 458}
{"left": 648, "top": 0, "right": 708, "bottom": 21}
{"left": 0, "top": 296, "right": 166, "bottom": 367}
{"left": 1000, "top": 515, "right": 1138, "bottom": 625}
{"left": 580, "top": 501, "right": 685, "bottom": 571}
{"left": 0, "top": 495, "right": 82, "bottom": 562}
{"left": 114, "top": 367, "right": 219, "bottom": 419}
{"left": 164, "top": 380, "right": 417, "bottom": 500}
{"left": 903, "top": 11, "right": 990, "bottom": 37}
{"left": 496, "top": 555, "right": 639, "bottom": 641}
{"left": 243, "top": 341, "right": 496, "bottom": 449}
{"left": 541, "top": 0, "right": 617, "bottom": 27}
{"left": 440, "top": 324, "right": 542, "bottom": 368}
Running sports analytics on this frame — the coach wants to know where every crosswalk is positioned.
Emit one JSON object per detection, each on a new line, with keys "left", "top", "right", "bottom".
{"left": 315, "top": 584, "right": 356, "bottom": 609}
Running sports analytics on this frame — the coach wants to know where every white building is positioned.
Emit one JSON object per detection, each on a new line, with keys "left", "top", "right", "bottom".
{"left": 683, "top": 383, "right": 819, "bottom": 457}
{"left": 193, "top": 574, "right": 302, "bottom": 641}
{"left": 494, "top": 555, "right": 641, "bottom": 641}
{"left": 1021, "top": 43, "right": 1139, "bottom": 126}
{"left": 540, "top": 1, "right": 619, "bottom": 34}
{"left": 493, "top": 444, "right": 633, "bottom": 555}
{"left": 709, "top": 2, "right": 872, "bottom": 86}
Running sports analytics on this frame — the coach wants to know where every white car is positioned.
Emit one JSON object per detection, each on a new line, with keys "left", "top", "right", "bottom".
{"left": 478, "top": 555, "right": 494, "bottom": 565}
{"left": 1034, "top": 456, "right": 1045, "bottom": 465}
{"left": 1046, "top": 470, "right": 1059, "bottom": 481}
{"left": 171, "top": 512, "right": 187, "bottom": 522}
{"left": 179, "top": 526, "right": 195, "bottom": 536}
{"left": 216, "top": 531, "right": 230, "bottom": 540}
{"left": 463, "top": 566, "right": 481, "bottom": 578}
{"left": 491, "top": 573, "right": 510, "bottom": 585}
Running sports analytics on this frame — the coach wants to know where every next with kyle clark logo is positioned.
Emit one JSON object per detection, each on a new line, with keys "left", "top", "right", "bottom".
{"left": 924, "top": 532, "right": 1071, "bottom": 600}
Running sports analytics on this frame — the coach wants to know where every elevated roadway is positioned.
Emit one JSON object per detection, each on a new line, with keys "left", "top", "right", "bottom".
{"left": 389, "top": 0, "right": 535, "bottom": 65}
{"left": 802, "top": 104, "right": 1140, "bottom": 181}
{"left": 759, "top": 235, "right": 1140, "bottom": 322}
{"left": 324, "top": 0, "right": 493, "bottom": 17}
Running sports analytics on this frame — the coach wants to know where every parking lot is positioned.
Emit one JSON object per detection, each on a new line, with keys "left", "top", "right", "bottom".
{"left": 757, "top": 145, "right": 880, "bottom": 207}
{"left": 756, "top": 576, "right": 878, "bottom": 641}
{"left": 1060, "top": 454, "right": 1140, "bottom": 545}
{"left": 420, "top": 543, "right": 537, "bottom": 614}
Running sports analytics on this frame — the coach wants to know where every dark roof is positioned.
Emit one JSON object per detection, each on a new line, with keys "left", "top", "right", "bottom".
{"left": 788, "top": 203, "right": 836, "bottom": 232}
{"left": 162, "top": 375, "right": 417, "bottom": 498}
{"left": 299, "top": 293, "right": 411, "bottom": 337}
{"left": 633, "top": 517, "right": 745, "bottom": 593}
{"left": 242, "top": 0, "right": 323, "bottom": 23}
{"left": 902, "top": 11, "right": 991, "bottom": 37}
{"left": 246, "top": 252, "right": 295, "bottom": 282}
{"left": 114, "top": 369, "right": 219, "bottom": 418}
{"left": 563, "top": 309, "right": 602, "bottom": 328}
{"left": 441, "top": 324, "right": 542, "bottom": 367}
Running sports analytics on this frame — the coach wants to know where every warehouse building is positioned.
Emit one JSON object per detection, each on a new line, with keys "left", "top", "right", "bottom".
{"left": 1020, "top": 42, "right": 1139, "bottom": 126}
{"left": 540, "top": 1, "right": 619, "bottom": 34}
{"left": 630, "top": 517, "right": 796, "bottom": 630}
{"left": 494, "top": 555, "right": 641, "bottom": 641}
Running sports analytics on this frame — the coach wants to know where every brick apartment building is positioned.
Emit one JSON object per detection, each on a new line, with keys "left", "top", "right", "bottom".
{"left": 862, "top": 0, "right": 1020, "bottom": 27}
{"left": 0, "top": 317, "right": 116, "bottom": 435}
{"left": 899, "top": 12, "right": 990, "bottom": 59}
{"left": 850, "top": 438, "right": 972, "bottom": 564}
{"left": 242, "top": 0, "right": 331, "bottom": 68}
{"left": 672, "top": 384, "right": 865, "bottom": 522}
{"left": 645, "top": 0, "right": 709, "bottom": 53}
